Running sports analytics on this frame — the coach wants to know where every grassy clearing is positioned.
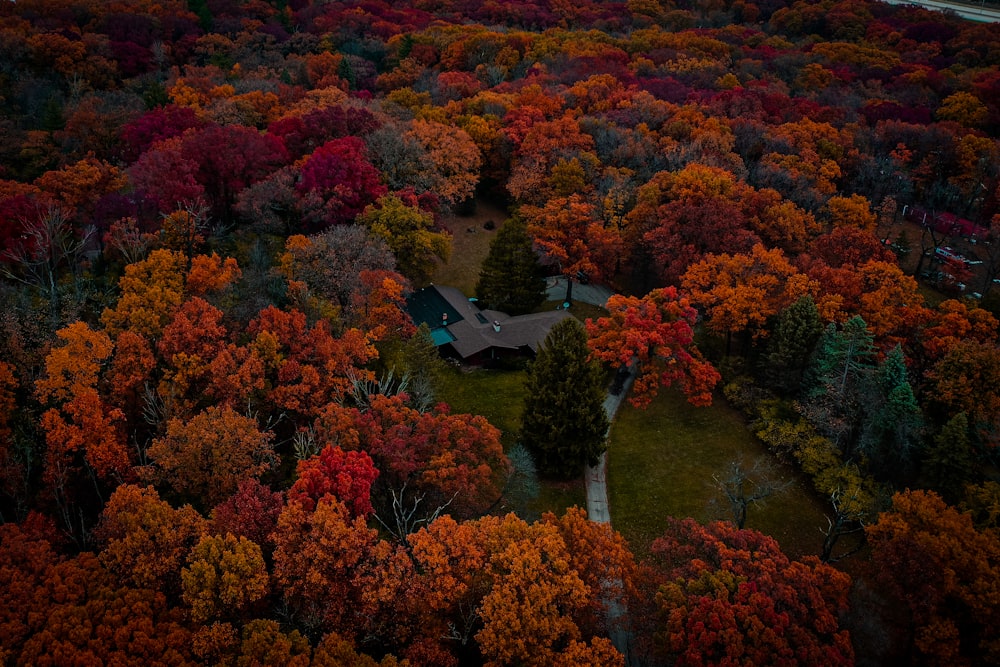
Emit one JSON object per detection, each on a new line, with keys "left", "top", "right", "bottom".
{"left": 432, "top": 200, "right": 509, "bottom": 295}
{"left": 435, "top": 364, "right": 587, "bottom": 518}
{"left": 526, "top": 478, "right": 587, "bottom": 521}
{"left": 435, "top": 365, "right": 527, "bottom": 448}
{"left": 607, "top": 388, "right": 830, "bottom": 561}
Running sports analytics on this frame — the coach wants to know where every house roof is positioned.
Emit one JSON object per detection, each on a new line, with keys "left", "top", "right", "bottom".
{"left": 447, "top": 309, "right": 573, "bottom": 358}
{"left": 406, "top": 285, "right": 573, "bottom": 359}
{"left": 405, "top": 284, "right": 464, "bottom": 329}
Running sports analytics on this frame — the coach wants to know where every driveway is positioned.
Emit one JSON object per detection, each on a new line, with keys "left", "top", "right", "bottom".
{"left": 545, "top": 276, "right": 613, "bottom": 308}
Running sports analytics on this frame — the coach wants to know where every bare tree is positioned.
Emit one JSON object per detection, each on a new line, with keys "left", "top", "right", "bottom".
{"left": 1, "top": 205, "right": 93, "bottom": 321}
{"left": 712, "top": 456, "right": 791, "bottom": 529}
{"left": 374, "top": 482, "right": 457, "bottom": 544}
{"left": 820, "top": 487, "right": 871, "bottom": 563}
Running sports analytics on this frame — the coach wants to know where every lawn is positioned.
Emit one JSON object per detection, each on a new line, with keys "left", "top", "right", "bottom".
{"left": 431, "top": 199, "right": 509, "bottom": 295}
{"left": 607, "top": 387, "right": 830, "bottom": 561}
{"left": 435, "top": 365, "right": 527, "bottom": 449}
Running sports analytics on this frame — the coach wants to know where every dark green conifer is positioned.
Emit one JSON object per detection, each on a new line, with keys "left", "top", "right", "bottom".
{"left": 921, "top": 412, "right": 976, "bottom": 502}
{"left": 520, "top": 318, "right": 609, "bottom": 479}
{"left": 761, "top": 295, "right": 823, "bottom": 394}
{"left": 475, "top": 217, "right": 546, "bottom": 315}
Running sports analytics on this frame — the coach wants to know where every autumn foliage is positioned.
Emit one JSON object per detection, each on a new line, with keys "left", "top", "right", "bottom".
{"left": 587, "top": 287, "right": 721, "bottom": 408}
{"left": 2, "top": 0, "right": 1000, "bottom": 663}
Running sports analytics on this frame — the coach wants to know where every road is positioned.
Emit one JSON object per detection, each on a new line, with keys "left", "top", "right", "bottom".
{"left": 881, "top": 0, "right": 1000, "bottom": 21}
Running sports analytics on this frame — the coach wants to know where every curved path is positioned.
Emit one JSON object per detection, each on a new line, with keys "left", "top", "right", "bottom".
{"left": 587, "top": 376, "right": 636, "bottom": 524}
{"left": 546, "top": 277, "right": 636, "bottom": 659}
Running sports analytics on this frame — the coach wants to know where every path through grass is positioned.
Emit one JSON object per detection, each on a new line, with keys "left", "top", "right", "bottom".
{"left": 608, "top": 388, "right": 830, "bottom": 560}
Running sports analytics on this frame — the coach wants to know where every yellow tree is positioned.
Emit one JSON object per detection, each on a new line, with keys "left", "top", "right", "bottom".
{"left": 181, "top": 533, "right": 269, "bottom": 624}
{"left": 358, "top": 195, "right": 451, "bottom": 285}
{"left": 101, "top": 249, "right": 188, "bottom": 339}
{"left": 823, "top": 194, "right": 877, "bottom": 232}
{"left": 936, "top": 91, "right": 989, "bottom": 128}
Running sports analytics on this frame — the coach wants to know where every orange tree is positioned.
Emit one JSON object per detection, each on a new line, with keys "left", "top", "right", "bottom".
{"left": 867, "top": 490, "right": 1000, "bottom": 665}
{"left": 586, "top": 287, "right": 720, "bottom": 409}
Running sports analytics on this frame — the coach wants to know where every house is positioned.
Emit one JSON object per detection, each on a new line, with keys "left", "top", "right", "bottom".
{"left": 406, "top": 284, "right": 573, "bottom": 364}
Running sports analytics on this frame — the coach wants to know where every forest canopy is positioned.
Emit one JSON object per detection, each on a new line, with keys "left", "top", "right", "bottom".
{"left": 1, "top": 0, "right": 999, "bottom": 664}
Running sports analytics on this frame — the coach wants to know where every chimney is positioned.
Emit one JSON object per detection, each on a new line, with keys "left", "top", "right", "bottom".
{"left": 493, "top": 320, "right": 501, "bottom": 333}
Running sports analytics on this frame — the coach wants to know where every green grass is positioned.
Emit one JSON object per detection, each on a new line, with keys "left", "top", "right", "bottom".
{"left": 526, "top": 478, "right": 587, "bottom": 521}
{"left": 435, "top": 364, "right": 587, "bottom": 518}
{"left": 435, "top": 365, "right": 527, "bottom": 448}
{"left": 607, "top": 388, "right": 830, "bottom": 560}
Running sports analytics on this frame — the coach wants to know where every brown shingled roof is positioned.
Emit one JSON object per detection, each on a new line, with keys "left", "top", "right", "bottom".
{"left": 407, "top": 285, "right": 575, "bottom": 360}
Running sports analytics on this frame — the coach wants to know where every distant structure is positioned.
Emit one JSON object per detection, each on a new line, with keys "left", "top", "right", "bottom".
{"left": 903, "top": 205, "right": 986, "bottom": 239}
{"left": 406, "top": 284, "right": 573, "bottom": 364}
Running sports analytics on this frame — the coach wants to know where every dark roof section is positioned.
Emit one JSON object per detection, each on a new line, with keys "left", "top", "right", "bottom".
{"left": 447, "top": 310, "right": 573, "bottom": 358}
{"left": 406, "top": 284, "right": 464, "bottom": 329}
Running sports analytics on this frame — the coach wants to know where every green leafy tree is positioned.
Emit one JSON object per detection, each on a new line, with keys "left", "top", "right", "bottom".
{"left": 521, "top": 318, "right": 609, "bottom": 478}
{"left": 359, "top": 194, "right": 450, "bottom": 285}
{"left": 475, "top": 217, "right": 546, "bottom": 315}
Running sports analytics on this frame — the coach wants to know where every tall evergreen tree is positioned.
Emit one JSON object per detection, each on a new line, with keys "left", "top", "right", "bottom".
{"left": 801, "top": 316, "right": 876, "bottom": 458}
{"left": 476, "top": 217, "right": 546, "bottom": 315}
{"left": 859, "top": 346, "right": 923, "bottom": 480}
{"left": 520, "top": 318, "right": 609, "bottom": 479}
{"left": 761, "top": 295, "right": 824, "bottom": 395}
{"left": 921, "top": 412, "right": 977, "bottom": 503}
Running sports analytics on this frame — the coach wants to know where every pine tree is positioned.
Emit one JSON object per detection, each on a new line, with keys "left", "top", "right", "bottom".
{"left": 761, "top": 295, "right": 823, "bottom": 395}
{"left": 801, "top": 316, "right": 876, "bottom": 457}
{"left": 520, "top": 318, "right": 609, "bottom": 479}
{"left": 804, "top": 316, "right": 875, "bottom": 401}
{"left": 921, "top": 412, "right": 977, "bottom": 502}
{"left": 859, "top": 346, "right": 923, "bottom": 480}
{"left": 476, "top": 217, "right": 546, "bottom": 315}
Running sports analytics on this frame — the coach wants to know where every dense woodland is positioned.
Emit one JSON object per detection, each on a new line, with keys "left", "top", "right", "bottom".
{"left": 1, "top": 0, "right": 1000, "bottom": 664}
